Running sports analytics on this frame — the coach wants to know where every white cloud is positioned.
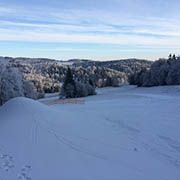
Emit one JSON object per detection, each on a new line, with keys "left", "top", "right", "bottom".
{"left": 0, "top": 27, "right": 180, "bottom": 48}
{"left": 1, "top": 3, "right": 180, "bottom": 50}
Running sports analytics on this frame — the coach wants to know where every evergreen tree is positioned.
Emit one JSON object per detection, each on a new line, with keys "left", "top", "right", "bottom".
{"left": 172, "top": 54, "right": 176, "bottom": 60}
{"left": 89, "top": 79, "right": 94, "bottom": 87}
{"left": 61, "top": 67, "right": 77, "bottom": 98}
{"left": 64, "top": 67, "right": 74, "bottom": 86}
{"left": 168, "top": 54, "right": 172, "bottom": 60}
{"left": 105, "top": 76, "right": 111, "bottom": 86}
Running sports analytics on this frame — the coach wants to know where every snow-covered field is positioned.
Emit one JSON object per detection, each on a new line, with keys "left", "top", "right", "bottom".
{"left": 0, "top": 85, "right": 180, "bottom": 180}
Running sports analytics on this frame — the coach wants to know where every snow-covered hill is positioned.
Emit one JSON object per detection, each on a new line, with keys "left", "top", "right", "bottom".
{"left": 0, "top": 86, "right": 180, "bottom": 180}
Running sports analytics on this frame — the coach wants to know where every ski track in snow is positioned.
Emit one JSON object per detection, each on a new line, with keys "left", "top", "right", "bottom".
{"left": 0, "top": 85, "right": 180, "bottom": 179}
{"left": 30, "top": 112, "right": 108, "bottom": 161}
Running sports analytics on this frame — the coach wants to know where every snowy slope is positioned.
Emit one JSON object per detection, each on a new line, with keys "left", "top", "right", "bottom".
{"left": 0, "top": 86, "right": 180, "bottom": 180}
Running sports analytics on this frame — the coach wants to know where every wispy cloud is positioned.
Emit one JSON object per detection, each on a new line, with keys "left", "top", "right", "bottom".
{"left": 0, "top": 0, "right": 180, "bottom": 59}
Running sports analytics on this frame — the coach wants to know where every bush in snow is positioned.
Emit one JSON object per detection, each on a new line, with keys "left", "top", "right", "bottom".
{"left": 60, "top": 67, "right": 96, "bottom": 98}
{"left": 23, "top": 80, "right": 38, "bottom": 99}
{"left": 0, "top": 65, "right": 44, "bottom": 105}
{"left": 0, "top": 67, "right": 24, "bottom": 105}
{"left": 75, "top": 81, "right": 96, "bottom": 97}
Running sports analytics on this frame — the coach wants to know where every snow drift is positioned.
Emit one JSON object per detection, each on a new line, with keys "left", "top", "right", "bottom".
{"left": 0, "top": 86, "right": 180, "bottom": 180}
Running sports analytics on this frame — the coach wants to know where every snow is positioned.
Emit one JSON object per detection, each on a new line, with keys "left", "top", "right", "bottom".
{"left": 0, "top": 85, "right": 180, "bottom": 180}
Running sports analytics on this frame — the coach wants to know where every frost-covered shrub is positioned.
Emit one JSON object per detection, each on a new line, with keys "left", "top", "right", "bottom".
{"left": 0, "top": 67, "right": 24, "bottom": 105}
{"left": 23, "top": 80, "right": 38, "bottom": 99}
{"left": 0, "top": 65, "right": 45, "bottom": 105}
{"left": 60, "top": 67, "right": 96, "bottom": 98}
{"left": 62, "top": 83, "right": 76, "bottom": 98}
{"left": 75, "top": 81, "right": 88, "bottom": 97}
{"left": 85, "top": 83, "right": 96, "bottom": 96}
{"left": 75, "top": 81, "right": 96, "bottom": 97}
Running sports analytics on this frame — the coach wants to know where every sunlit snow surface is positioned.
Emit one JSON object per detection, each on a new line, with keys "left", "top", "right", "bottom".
{"left": 0, "top": 85, "right": 180, "bottom": 180}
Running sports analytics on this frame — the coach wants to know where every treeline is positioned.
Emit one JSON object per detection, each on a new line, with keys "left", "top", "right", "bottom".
{"left": 0, "top": 56, "right": 153, "bottom": 105}
{"left": 72, "top": 58, "right": 152, "bottom": 77}
{"left": 0, "top": 57, "right": 129, "bottom": 105}
{"left": 1, "top": 56, "right": 131, "bottom": 92}
{"left": 130, "top": 54, "right": 180, "bottom": 87}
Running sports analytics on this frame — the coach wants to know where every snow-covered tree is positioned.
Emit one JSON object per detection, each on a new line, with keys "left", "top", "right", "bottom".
{"left": 23, "top": 80, "right": 38, "bottom": 99}
{"left": 130, "top": 54, "right": 180, "bottom": 87}
{"left": 0, "top": 67, "right": 24, "bottom": 105}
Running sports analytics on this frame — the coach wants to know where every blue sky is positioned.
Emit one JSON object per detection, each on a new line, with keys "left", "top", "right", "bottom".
{"left": 0, "top": 0, "right": 180, "bottom": 60}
